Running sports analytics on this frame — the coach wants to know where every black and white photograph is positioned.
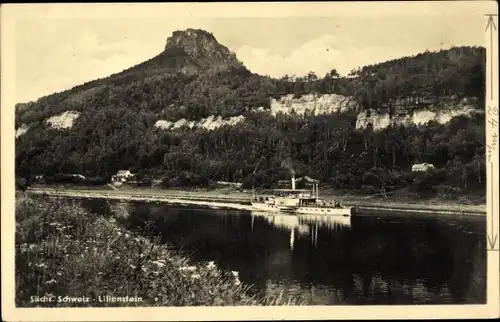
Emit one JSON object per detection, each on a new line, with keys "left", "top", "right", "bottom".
{"left": 1, "top": 2, "right": 499, "bottom": 320}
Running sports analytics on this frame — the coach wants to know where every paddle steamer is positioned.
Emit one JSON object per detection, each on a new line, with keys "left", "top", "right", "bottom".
{"left": 251, "top": 175, "right": 352, "bottom": 216}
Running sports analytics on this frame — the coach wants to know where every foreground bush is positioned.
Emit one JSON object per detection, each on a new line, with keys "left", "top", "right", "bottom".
{"left": 15, "top": 195, "right": 303, "bottom": 307}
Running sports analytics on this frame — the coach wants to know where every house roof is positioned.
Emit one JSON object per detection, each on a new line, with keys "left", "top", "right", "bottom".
{"left": 117, "top": 170, "right": 131, "bottom": 175}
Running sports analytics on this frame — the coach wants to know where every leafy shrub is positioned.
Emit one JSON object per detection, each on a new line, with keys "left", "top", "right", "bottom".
{"left": 411, "top": 170, "right": 444, "bottom": 197}
{"left": 434, "top": 184, "right": 463, "bottom": 195}
{"left": 360, "top": 185, "right": 379, "bottom": 195}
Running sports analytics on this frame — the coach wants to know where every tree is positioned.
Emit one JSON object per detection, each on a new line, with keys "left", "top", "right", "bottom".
{"left": 233, "top": 169, "right": 243, "bottom": 183}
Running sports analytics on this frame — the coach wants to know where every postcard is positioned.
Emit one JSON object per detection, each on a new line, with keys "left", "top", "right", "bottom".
{"left": 1, "top": 1, "right": 499, "bottom": 320}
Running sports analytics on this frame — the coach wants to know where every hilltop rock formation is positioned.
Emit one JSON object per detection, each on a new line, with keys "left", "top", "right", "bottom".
{"left": 164, "top": 29, "right": 242, "bottom": 73}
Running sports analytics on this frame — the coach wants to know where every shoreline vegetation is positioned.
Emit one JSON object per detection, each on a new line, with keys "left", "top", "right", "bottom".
{"left": 25, "top": 184, "right": 486, "bottom": 216}
{"left": 15, "top": 194, "right": 305, "bottom": 307}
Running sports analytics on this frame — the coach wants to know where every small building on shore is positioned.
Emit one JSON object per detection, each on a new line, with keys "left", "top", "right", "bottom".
{"left": 412, "top": 163, "right": 435, "bottom": 172}
{"left": 112, "top": 170, "right": 135, "bottom": 183}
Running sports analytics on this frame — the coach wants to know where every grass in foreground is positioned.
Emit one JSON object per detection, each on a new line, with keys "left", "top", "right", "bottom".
{"left": 15, "top": 194, "right": 305, "bottom": 307}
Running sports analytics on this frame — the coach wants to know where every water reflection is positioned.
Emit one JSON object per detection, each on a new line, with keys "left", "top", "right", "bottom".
{"left": 78, "top": 199, "right": 486, "bottom": 305}
{"left": 251, "top": 211, "right": 352, "bottom": 250}
{"left": 298, "top": 214, "right": 351, "bottom": 230}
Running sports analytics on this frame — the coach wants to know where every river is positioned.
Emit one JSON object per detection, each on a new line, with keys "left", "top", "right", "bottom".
{"left": 80, "top": 198, "right": 486, "bottom": 305}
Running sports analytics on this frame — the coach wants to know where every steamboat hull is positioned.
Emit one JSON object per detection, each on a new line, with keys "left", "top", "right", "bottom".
{"left": 251, "top": 202, "right": 297, "bottom": 213}
{"left": 251, "top": 202, "right": 352, "bottom": 216}
{"left": 295, "top": 206, "right": 352, "bottom": 216}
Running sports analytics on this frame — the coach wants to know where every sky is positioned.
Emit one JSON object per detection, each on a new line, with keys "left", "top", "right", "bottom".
{"left": 3, "top": 2, "right": 495, "bottom": 103}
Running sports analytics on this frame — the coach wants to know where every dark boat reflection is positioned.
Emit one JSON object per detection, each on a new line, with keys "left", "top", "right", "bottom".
{"left": 250, "top": 211, "right": 351, "bottom": 250}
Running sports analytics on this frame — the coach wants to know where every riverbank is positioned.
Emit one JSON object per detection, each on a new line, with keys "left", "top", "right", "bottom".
{"left": 15, "top": 194, "right": 303, "bottom": 307}
{"left": 25, "top": 185, "right": 486, "bottom": 216}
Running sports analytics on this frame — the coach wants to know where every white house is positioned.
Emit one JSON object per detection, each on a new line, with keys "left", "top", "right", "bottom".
{"left": 112, "top": 170, "right": 134, "bottom": 183}
{"left": 412, "top": 163, "right": 435, "bottom": 172}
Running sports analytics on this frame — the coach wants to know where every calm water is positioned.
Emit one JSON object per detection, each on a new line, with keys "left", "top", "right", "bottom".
{"left": 82, "top": 199, "right": 486, "bottom": 305}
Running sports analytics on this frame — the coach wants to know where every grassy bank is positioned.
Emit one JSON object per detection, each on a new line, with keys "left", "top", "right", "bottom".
{"left": 15, "top": 194, "right": 304, "bottom": 307}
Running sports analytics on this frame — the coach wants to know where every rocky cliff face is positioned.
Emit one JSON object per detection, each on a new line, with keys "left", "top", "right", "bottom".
{"left": 15, "top": 94, "right": 481, "bottom": 138}
{"left": 268, "top": 93, "right": 359, "bottom": 116}
{"left": 46, "top": 110, "right": 81, "bottom": 130}
{"left": 16, "top": 124, "right": 30, "bottom": 138}
{"left": 164, "top": 29, "right": 243, "bottom": 73}
{"left": 154, "top": 115, "right": 245, "bottom": 131}
{"left": 355, "top": 99, "right": 482, "bottom": 131}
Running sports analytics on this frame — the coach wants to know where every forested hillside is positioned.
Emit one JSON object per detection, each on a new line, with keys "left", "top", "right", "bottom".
{"left": 15, "top": 29, "right": 487, "bottom": 199}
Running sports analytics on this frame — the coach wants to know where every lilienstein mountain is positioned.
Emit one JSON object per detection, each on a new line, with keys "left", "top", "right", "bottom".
{"left": 15, "top": 29, "right": 487, "bottom": 200}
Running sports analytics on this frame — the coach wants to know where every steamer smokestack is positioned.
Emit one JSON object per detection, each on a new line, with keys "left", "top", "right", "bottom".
{"left": 291, "top": 175, "right": 296, "bottom": 190}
